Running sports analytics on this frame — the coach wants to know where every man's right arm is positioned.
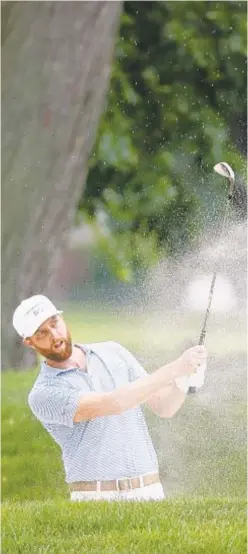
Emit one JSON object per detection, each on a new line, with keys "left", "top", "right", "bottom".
{"left": 74, "top": 347, "right": 204, "bottom": 422}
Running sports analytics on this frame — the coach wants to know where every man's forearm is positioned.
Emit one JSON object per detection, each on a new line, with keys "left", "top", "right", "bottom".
{"left": 146, "top": 383, "right": 186, "bottom": 418}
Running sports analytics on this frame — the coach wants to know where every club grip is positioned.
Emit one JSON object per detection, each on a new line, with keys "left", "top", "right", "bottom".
{"left": 199, "top": 329, "right": 206, "bottom": 346}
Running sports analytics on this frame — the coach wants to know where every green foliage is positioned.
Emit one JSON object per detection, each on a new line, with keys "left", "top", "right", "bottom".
{"left": 79, "top": 1, "right": 246, "bottom": 280}
{"left": 2, "top": 498, "right": 247, "bottom": 553}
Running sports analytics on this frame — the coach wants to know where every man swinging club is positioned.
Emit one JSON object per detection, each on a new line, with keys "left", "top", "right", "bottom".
{"left": 13, "top": 295, "right": 207, "bottom": 502}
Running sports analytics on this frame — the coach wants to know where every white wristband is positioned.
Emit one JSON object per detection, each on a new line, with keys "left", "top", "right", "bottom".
{"left": 175, "top": 376, "right": 189, "bottom": 394}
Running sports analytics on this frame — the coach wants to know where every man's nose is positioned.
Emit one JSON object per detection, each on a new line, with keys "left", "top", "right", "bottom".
{"left": 50, "top": 328, "right": 61, "bottom": 340}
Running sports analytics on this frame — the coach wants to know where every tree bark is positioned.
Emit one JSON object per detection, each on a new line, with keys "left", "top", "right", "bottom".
{"left": 2, "top": 1, "right": 122, "bottom": 369}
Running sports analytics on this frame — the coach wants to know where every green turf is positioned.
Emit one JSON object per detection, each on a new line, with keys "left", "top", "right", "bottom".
{"left": 2, "top": 369, "right": 67, "bottom": 502}
{"left": 2, "top": 498, "right": 246, "bottom": 554}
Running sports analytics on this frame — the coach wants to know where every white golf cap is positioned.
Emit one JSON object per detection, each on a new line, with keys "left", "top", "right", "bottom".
{"left": 13, "top": 295, "right": 63, "bottom": 338}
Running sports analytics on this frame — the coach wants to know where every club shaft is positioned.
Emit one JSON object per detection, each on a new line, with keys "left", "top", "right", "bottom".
{"left": 199, "top": 271, "right": 217, "bottom": 345}
{"left": 198, "top": 181, "right": 233, "bottom": 345}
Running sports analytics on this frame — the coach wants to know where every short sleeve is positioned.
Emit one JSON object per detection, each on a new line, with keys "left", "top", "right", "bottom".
{"left": 28, "top": 384, "right": 82, "bottom": 428}
{"left": 111, "top": 342, "right": 148, "bottom": 382}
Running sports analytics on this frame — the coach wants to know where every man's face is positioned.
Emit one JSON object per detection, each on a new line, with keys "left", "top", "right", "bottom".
{"left": 24, "top": 314, "right": 72, "bottom": 362}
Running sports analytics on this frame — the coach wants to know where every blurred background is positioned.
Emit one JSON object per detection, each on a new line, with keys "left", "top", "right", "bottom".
{"left": 2, "top": 1, "right": 247, "bottom": 501}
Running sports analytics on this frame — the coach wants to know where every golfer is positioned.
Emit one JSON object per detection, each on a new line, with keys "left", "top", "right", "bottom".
{"left": 13, "top": 295, "right": 207, "bottom": 502}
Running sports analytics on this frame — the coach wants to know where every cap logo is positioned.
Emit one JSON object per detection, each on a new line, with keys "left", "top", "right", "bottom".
{"left": 27, "top": 303, "right": 45, "bottom": 317}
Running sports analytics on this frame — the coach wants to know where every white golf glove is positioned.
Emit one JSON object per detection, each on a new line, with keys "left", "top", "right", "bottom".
{"left": 175, "top": 362, "right": 207, "bottom": 393}
{"left": 188, "top": 361, "right": 207, "bottom": 389}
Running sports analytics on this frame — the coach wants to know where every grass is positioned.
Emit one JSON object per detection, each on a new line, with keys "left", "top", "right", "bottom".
{"left": 2, "top": 369, "right": 67, "bottom": 502}
{"left": 2, "top": 498, "right": 247, "bottom": 553}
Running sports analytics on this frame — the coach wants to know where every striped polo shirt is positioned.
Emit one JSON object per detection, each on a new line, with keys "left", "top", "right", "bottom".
{"left": 28, "top": 341, "right": 159, "bottom": 483}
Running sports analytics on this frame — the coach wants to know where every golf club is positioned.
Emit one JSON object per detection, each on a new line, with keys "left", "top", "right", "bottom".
{"left": 188, "top": 162, "right": 235, "bottom": 394}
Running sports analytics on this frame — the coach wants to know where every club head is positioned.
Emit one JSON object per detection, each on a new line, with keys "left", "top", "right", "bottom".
{"left": 214, "top": 162, "right": 235, "bottom": 183}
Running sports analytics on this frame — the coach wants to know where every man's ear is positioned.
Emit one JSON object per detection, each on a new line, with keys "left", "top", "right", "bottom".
{"left": 23, "top": 338, "right": 35, "bottom": 350}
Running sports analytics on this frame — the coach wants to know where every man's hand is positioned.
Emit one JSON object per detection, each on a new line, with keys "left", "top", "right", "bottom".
{"left": 178, "top": 345, "right": 207, "bottom": 377}
{"left": 146, "top": 346, "right": 207, "bottom": 417}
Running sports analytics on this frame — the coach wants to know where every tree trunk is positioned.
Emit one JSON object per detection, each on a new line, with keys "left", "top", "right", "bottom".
{"left": 1, "top": 1, "right": 122, "bottom": 370}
